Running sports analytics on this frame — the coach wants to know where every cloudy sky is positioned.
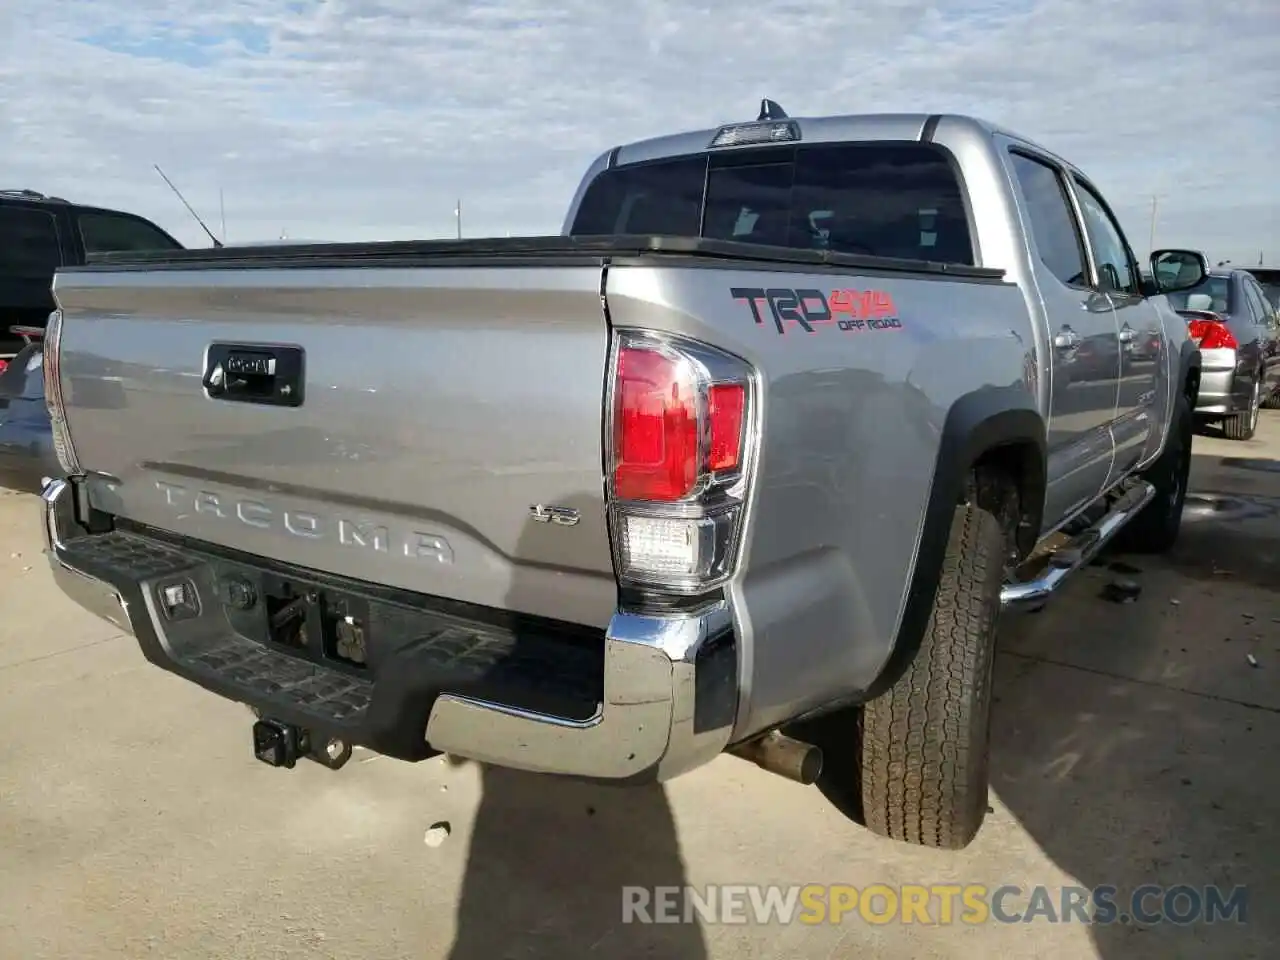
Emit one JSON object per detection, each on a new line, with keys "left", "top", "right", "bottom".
{"left": 3, "top": 1, "right": 1276, "bottom": 263}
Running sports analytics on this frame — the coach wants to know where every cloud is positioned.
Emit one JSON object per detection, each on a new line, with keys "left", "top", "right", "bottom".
{"left": 1, "top": 0, "right": 1276, "bottom": 262}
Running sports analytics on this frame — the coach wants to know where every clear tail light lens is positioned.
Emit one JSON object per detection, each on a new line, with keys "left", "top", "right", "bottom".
{"left": 42, "top": 309, "right": 82, "bottom": 475}
{"left": 607, "top": 331, "right": 756, "bottom": 596}
{"left": 616, "top": 511, "right": 742, "bottom": 584}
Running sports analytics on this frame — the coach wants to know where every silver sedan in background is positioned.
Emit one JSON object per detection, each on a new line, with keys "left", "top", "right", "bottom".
{"left": 1166, "top": 268, "right": 1278, "bottom": 440}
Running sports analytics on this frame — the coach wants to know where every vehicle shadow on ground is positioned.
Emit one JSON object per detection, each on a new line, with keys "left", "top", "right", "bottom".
{"left": 446, "top": 498, "right": 708, "bottom": 960}
{"left": 990, "top": 452, "right": 1280, "bottom": 959}
{"left": 448, "top": 768, "right": 706, "bottom": 959}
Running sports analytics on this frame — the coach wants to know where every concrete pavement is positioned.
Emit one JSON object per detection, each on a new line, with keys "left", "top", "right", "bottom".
{"left": 2, "top": 416, "right": 1278, "bottom": 959}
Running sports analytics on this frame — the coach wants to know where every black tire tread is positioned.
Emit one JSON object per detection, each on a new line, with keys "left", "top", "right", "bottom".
{"left": 1222, "top": 376, "right": 1261, "bottom": 441}
{"left": 1222, "top": 410, "right": 1254, "bottom": 441}
{"left": 1120, "top": 391, "right": 1192, "bottom": 553}
{"left": 857, "top": 503, "right": 1004, "bottom": 850}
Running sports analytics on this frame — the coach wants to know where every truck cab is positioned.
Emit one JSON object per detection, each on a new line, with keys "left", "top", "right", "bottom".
{"left": 559, "top": 112, "right": 1200, "bottom": 534}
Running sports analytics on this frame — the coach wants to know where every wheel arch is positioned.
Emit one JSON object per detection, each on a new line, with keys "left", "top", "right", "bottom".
{"left": 1180, "top": 338, "right": 1201, "bottom": 405}
{"left": 864, "top": 386, "right": 1045, "bottom": 700}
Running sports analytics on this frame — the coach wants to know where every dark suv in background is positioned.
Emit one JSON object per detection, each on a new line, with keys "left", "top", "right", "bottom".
{"left": 1247, "top": 266, "right": 1280, "bottom": 309}
{"left": 0, "top": 189, "right": 183, "bottom": 490}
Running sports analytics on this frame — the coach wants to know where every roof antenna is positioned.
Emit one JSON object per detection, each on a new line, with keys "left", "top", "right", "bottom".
{"left": 153, "top": 163, "right": 223, "bottom": 247}
{"left": 758, "top": 99, "right": 789, "bottom": 121}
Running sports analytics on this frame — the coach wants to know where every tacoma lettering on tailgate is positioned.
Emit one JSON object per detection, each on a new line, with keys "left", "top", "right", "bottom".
{"left": 153, "top": 479, "right": 454, "bottom": 564}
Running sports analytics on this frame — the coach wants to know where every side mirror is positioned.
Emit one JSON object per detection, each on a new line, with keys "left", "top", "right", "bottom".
{"left": 1149, "top": 248, "right": 1208, "bottom": 294}
{"left": 1136, "top": 269, "right": 1161, "bottom": 297}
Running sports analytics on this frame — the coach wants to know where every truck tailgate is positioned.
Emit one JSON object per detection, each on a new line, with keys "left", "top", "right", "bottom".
{"left": 51, "top": 263, "right": 617, "bottom": 628}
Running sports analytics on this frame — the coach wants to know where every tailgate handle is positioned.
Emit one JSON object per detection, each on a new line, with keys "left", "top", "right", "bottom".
{"left": 203, "top": 344, "right": 305, "bottom": 407}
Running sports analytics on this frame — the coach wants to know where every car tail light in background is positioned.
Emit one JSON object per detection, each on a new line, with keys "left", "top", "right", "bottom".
{"left": 0, "top": 359, "right": 8, "bottom": 374}
{"left": 42, "top": 309, "right": 82, "bottom": 474}
{"left": 1184, "top": 312, "right": 1238, "bottom": 350}
{"left": 607, "top": 331, "right": 757, "bottom": 596}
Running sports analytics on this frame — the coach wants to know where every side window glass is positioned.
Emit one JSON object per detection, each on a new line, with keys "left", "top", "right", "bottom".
{"left": 1072, "top": 179, "right": 1138, "bottom": 296}
{"left": 1240, "top": 282, "right": 1258, "bottom": 321}
{"left": 79, "top": 213, "right": 181, "bottom": 254}
{"left": 0, "top": 207, "right": 62, "bottom": 275}
{"left": 1008, "top": 152, "right": 1088, "bottom": 288}
{"left": 1266, "top": 286, "right": 1280, "bottom": 327}
{"left": 1245, "top": 282, "right": 1271, "bottom": 325}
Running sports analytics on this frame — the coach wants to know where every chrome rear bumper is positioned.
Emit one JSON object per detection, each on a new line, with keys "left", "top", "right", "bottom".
{"left": 41, "top": 478, "right": 133, "bottom": 633}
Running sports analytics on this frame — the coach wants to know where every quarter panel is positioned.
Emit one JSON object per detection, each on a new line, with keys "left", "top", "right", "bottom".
{"left": 603, "top": 264, "right": 1034, "bottom": 738}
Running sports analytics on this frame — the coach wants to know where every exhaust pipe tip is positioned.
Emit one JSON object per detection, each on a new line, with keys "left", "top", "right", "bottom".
{"left": 727, "top": 730, "right": 823, "bottom": 785}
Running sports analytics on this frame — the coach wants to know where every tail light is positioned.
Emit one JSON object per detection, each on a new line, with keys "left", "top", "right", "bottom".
{"left": 0, "top": 359, "right": 7, "bottom": 374}
{"left": 607, "top": 331, "right": 756, "bottom": 595}
{"left": 42, "top": 309, "right": 82, "bottom": 474}
{"left": 1185, "top": 313, "right": 1238, "bottom": 350}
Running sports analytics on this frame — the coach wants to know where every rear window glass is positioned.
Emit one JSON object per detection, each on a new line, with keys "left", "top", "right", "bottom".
{"left": 1166, "top": 274, "right": 1232, "bottom": 314}
{"left": 570, "top": 142, "right": 975, "bottom": 266}
{"left": 0, "top": 207, "right": 61, "bottom": 276}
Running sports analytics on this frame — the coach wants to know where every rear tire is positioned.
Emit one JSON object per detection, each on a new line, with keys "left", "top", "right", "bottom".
{"left": 1222, "top": 376, "right": 1261, "bottom": 441}
{"left": 1118, "top": 391, "right": 1193, "bottom": 554}
{"left": 809, "top": 502, "right": 1005, "bottom": 850}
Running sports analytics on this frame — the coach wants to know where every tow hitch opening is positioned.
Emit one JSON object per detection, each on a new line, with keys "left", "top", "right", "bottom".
{"left": 252, "top": 718, "right": 352, "bottom": 771}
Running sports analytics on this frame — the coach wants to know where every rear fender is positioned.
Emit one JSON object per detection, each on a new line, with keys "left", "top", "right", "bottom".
{"left": 860, "top": 386, "right": 1044, "bottom": 701}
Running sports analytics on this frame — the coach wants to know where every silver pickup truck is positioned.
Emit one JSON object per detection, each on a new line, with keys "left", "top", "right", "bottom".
{"left": 39, "top": 104, "right": 1209, "bottom": 851}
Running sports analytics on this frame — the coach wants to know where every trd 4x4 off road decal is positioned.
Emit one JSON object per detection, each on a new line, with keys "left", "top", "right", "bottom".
{"left": 730, "top": 287, "right": 903, "bottom": 335}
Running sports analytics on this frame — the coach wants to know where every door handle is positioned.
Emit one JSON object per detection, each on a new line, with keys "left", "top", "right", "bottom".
{"left": 203, "top": 343, "right": 305, "bottom": 407}
{"left": 1053, "top": 326, "right": 1081, "bottom": 350}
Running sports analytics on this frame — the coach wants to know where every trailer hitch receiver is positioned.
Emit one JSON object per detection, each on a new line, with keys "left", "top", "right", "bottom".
{"left": 253, "top": 718, "right": 308, "bottom": 769}
{"left": 252, "top": 717, "right": 353, "bottom": 771}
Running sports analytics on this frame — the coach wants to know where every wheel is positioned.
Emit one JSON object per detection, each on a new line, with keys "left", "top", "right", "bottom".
{"left": 1222, "top": 375, "right": 1261, "bottom": 441}
{"left": 806, "top": 501, "right": 1005, "bottom": 850}
{"left": 1117, "top": 391, "right": 1193, "bottom": 554}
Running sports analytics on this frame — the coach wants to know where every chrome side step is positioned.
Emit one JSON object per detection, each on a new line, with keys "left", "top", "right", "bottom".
{"left": 1000, "top": 480, "right": 1156, "bottom": 609}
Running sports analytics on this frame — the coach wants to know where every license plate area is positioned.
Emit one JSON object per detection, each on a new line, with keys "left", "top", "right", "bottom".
{"left": 253, "top": 574, "right": 373, "bottom": 672}
{"left": 60, "top": 525, "right": 607, "bottom": 727}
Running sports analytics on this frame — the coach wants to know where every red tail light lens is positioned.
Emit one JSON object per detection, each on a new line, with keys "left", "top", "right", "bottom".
{"left": 0, "top": 359, "right": 8, "bottom": 374}
{"left": 613, "top": 345, "right": 699, "bottom": 501}
{"left": 611, "top": 337, "right": 753, "bottom": 503}
{"left": 1187, "top": 318, "right": 1237, "bottom": 350}
{"left": 708, "top": 383, "right": 745, "bottom": 471}
{"left": 608, "top": 331, "right": 756, "bottom": 594}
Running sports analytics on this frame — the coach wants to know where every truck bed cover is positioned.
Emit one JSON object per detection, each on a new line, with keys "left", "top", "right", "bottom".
{"left": 71, "top": 234, "right": 1007, "bottom": 280}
